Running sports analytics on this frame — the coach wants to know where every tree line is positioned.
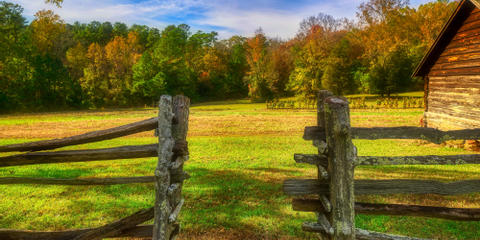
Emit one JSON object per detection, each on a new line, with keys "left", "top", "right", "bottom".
{"left": 0, "top": 0, "right": 456, "bottom": 112}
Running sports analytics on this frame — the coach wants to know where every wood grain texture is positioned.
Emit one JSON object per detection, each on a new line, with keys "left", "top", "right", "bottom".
{"left": 0, "top": 172, "right": 189, "bottom": 185}
{"left": 0, "top": 225, "right": 153, "bottom": 240}
{"left": 324, "top": 96, "right": 356, "bottom": 239}
{"left": 302, "top": 222, "right": 333, "bottom": 235}
{"left": 293, "top": 154, "right": 328, "bottom": 168}
{"left": 72, "top": 207, "right": 154, "bottom": 240}
{"left": 154, "top": 95, "right": 174, "bottom": 240}
{"left": 0, "top": 117, "right": 158, "bottom": 153}
{"left": 299, "top": 225, "right": 426, "bottom": 239}
{"left": 292, "top": 199, "right": 480, "bottom": 221}
{"left": 315, "top": 90, "right": 334, "bottom": 238}
{"left": 304, "top": 126, "right": 480, "bottom": 144}
{"left": 356, "top": 229, "right": 426, "bottom": 240}
{"left": 425, "top": 112, "right": 480, "bottom": 130}
{"left": 284, "top": 179, "right": 480, "bottom": 196}
{"left": 0, "top": 176, "right": 155, "bottom": 185}
{"left": 167, "top": 96, "right": 190, "bottom": 239}
{"left": 356, "top": 154, "right": 480, "bottom": 166}
{"left": 303, "top": 126, "right": 326, "bottom": 141}
{"left": 422, "top": 5, "right": 480, "bottom": 130}
{"left": 0, "top": 144, "right": 158, "bottom": 168}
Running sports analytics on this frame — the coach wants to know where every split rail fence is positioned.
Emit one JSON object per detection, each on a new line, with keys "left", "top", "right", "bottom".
{"left": 283, "top": 90, "right": 480, "bottom": 240}
{"left": 0, "top": 95, "right": 189, "bottom": 240}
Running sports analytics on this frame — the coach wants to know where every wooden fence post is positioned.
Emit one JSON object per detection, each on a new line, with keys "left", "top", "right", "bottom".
{"left": 315, "top": 90, "right": 334, "bottom": 239}
{"left": 324, "top": 96, "right": 356, "bottom": 240}
{"left": 154, "top": 96, "right": 175, "bottom": 240}
{"left": 168, "top": 95, "right": 190, "bottom": 239}
{"left": 153, "top": 95, "right": 190, "bottom": 240}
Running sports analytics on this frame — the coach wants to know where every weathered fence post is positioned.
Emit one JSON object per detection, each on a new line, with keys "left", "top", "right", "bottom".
{"left": 324, "top": 95, "right": 356, "bottom": 240}
{"left": 167, "top": 96, "right": 190, "bottom": 239}
{"left": 314, "top": 90, "right": 334, "bottom": 239}
{"left": 153, "top": 95, "right": 190, "bottom": 240}
{"left": 154, "top": 95, "right": 174, "bottom": 240}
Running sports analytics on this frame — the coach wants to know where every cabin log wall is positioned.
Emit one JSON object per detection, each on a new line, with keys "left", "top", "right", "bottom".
{"left": 426, "top": 3, "right": 480, "bottom": 130}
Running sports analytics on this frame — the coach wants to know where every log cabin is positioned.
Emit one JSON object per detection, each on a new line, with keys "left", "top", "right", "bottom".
{"left": 413, "top": 0, "right": 480, "bottom": 130}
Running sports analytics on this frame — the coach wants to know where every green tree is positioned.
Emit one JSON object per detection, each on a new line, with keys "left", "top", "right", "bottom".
{"left": 321, "top": 38, "right": 360, "bottom": 95}
{"left": 132, "top": 51, "right": 166, "bottom": 104}
{"left": 368, "top": 44, "right": 414, "bottom": 96}
{"left": 288, "top": 13, "right": 345, "bottom": 100}
{"left": 0, "top": 1, "right": 25, "bottom": 57}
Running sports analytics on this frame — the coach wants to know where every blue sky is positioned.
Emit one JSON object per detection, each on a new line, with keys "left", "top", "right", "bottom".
{"left": 13, "top": 0, "right": 433, "bottom": 39}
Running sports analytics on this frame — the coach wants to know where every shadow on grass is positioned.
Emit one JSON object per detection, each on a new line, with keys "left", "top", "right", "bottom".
{"left": 246, "top": 167, "right": 299, "bottom": 174}
{"left": 41, "top": 166, "right": 310, "bottom": 239}
{"left": 178, "top": 167, "right": 309, "bottom": 239}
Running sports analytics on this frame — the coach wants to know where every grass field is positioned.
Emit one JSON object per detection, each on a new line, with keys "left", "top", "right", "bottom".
{"left": 0, "top": 99, "right": 479, "bottom": 239}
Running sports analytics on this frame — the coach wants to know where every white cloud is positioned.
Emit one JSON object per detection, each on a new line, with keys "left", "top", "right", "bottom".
{"left": 11, "top": 0, "right": 200, "bottom": 28}
{"left": 10, "top": 0, "right": 433, "bottom": 39}
{"left": 193, "top": 0, "right": 367, "bottom": 39}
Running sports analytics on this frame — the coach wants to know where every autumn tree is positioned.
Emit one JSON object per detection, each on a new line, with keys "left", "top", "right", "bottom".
{"left": 245, "top": 28, "right": 276, "bottom": 101}
{"left": 288, "top": 13, "right": 345, "bottom": 99}
{"left": 31, "top": 10, "right": 67, "bottom": 57}
{"left": 269, "top": 39, "right": 293, "bottom": 97}
{"left": 82, "top": 42, "right": 108, "bottom": 106}
{"left": 104, "top": 32, "right": 142, "bottom": 104}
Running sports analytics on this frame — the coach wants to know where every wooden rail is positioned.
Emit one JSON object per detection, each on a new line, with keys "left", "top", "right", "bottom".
{"left": 292, "top": 199, "right": 480, "bottom": 221}
{"left": 0, "top": 208, "right": 154, "bottom": 240}
{"left": 302, "top": 225, "right": 426, "bottom": 240}
{"left": 0, "top": 172, "right": 189, "bottom": 185}
{"left": 0, "top": 144, "right": 158, "bottom": 167}
{"left": 286, "top": 90, "right": 480, "bottom": 239}
{"left": 303, "top": 126, "right": 480, "bottom": 144}
{"left": 72, "top": 207, "right": 154, "bottom": 240}
{"left": 357, "top": 154, "right": 480, "bottom": 165}
{"left": 356, "top": 229, "right": 427, "bottom": 240}
{"left": 295, "top": 153, "right": 480, "bottom": 166}
{"left": 0, "top": 225, "right": 153, "bottom": 240}
{"left": 0, "top": 95, "right": 191, "bottom": 240}
{"left": 0, "top": 117, "right": 159, "bottom": 153}
{"left": 284, "top": 179, "right": 480, "bottom": 196}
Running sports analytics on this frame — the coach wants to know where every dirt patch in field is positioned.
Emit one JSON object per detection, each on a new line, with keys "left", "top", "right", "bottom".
{"left": 0, "top": 114, "right": 316, "bottom": 139}
{"left": 0, "top": 108, "right": 422, "bottom": 139}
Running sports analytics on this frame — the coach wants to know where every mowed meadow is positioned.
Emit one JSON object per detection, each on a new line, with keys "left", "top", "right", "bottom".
{"left": 0, "top": 100, "right": 479, "bottom": 239}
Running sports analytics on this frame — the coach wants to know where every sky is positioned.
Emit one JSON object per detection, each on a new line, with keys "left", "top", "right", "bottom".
{"left": 12, "top": 0, "right": 434, "bottom": 39}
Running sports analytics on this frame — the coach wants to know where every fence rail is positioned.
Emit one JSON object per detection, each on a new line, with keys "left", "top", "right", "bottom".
{"left": 295, "top": 153, "right": 480, "bottom": 166}
{"left": 304, "top": 126, "right": 480, "bottom": 144}
{"left": 0, "top": 225, "right": 153, "bottom": 240}
{"left": 284, "top": 179, "right": 480, "bottom": 196}
{"left": 0, "top": 144, "right": 158, "bottom": 167}
{"left": 0, "top": 117, "right": 159, "bottom": 153}
{"left": 0, "top": 95, "right": 190, "bottom": 240}
{"left": 284, "top": 90, "right": 480, "bottom": 239}
{"left": 292, "top": 199, "right": 480, "bottom": 221}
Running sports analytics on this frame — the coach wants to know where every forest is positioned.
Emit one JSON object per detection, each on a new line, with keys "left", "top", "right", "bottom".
{"left": 0, "top": 0, "right": 456, "bottom": 111}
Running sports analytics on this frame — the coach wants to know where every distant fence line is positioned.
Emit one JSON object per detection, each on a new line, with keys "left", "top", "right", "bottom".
{"left": 0, "top": 95, "right": 190, "bottom": 240}
{"left": 267, "top": 96, "right": 424, "bottom": 110}
{"left": 283, "top": 90, "right": 480, "bottom": 240}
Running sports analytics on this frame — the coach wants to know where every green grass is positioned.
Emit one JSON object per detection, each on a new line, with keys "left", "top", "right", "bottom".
{"left": 0, "top": 100, "right": 479, "bottom": 239}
